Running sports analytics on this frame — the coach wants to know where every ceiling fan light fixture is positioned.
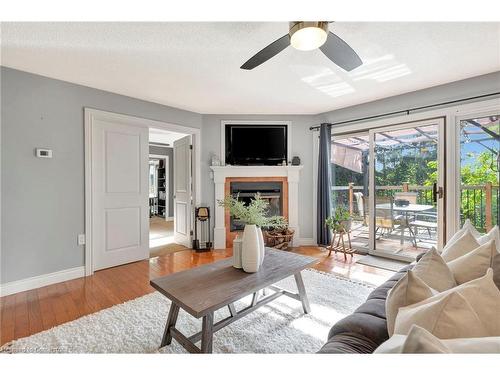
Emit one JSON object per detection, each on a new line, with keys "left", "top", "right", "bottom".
{"left": 289, "top": 21, "right": 328, "bottom": 51}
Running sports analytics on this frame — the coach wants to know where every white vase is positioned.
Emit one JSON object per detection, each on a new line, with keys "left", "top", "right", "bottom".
{"left": 232, "top": 236, "right": 243, "bottom": 269}
{"left": 257, "top": 227, "right": 265, "bottom": 266}
{"left": 242, "top": 224, "right": 261, "bottom": 273}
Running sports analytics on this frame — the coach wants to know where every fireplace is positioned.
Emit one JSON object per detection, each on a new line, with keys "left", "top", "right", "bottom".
{"left": 224, "top": 176, "right": 289, "bottom": 248}
{"left": 230, "top": 181, "right": 283, "bottom": 231}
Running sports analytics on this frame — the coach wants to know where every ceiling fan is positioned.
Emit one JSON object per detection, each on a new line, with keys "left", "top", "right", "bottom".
{"left": 241, "top": 21, "right": 362, "bottom": 71}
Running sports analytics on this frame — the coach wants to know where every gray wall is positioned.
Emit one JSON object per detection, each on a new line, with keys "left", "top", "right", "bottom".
{"left": 200, "top": 114, "right": 321, "bottom": 240}
{"left": 319, "top": 71, "right": 500, "bottom": 124}
{"left": 1, "top": 67, "right": 202, "bottom": 283}
{"left": 149, "top": 145, "right": 174, "bottom": 217}
{"left": 2, "top": 66, "right": 499, "bottom": 284}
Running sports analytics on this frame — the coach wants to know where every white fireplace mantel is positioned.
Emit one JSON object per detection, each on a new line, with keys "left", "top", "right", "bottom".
{"left": 210, "top": 165, "right": 303, "bottom": 249}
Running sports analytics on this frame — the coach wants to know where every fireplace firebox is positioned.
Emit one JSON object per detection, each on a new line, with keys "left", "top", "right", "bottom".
{"left": 229, "top": 181, "right": 283, "bottom": 232}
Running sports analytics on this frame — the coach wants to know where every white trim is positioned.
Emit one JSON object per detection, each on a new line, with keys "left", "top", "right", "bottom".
{"left": 0, "top": 266, "right": 85, "bottom": 297}
{"left": 296, "top": 237, "right": 317, "bottom": 246}
{"left": 165, "top": 216, "right": 174, "bottom": 222}
{"left": 210, "top": 165, "right": 303, "bottom": 249}
{"left": 85, "top": 108, "right": 201, "bottom": 276}
{"left": 219, "top": 120, "right": 292, "bottom": 165}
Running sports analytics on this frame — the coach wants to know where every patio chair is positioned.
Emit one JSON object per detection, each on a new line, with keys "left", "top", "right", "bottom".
{"left": 373, "top": 196, "right": 399, "bottom": 236}
{"left": 409, "top": 210, "right": 437, "bottom": 239}
{"left": 394, "top": 191, "right": 418, "bottom": 204}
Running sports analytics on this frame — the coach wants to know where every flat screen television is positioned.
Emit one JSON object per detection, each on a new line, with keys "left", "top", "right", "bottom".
{"left": 225, "top": 124, "right": 288, "bottom": 165}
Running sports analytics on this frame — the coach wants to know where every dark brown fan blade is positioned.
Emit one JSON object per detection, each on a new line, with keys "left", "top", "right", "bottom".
{"left": 319, "top": 31, "right": 362, "bottom": 71}
{"left": 240, "top": 34, "right": 290, "bottom": 70}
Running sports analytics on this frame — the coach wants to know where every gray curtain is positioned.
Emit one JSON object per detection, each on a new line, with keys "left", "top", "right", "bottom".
{"left": 317, "top": 123, "right": 332, "bottom": 246}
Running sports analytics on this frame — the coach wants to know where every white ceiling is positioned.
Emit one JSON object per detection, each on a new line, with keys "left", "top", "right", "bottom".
{"left": 149, "top": 127, "right": 187, "bottom": 145}
{"left": 1, "top": 22, "right": 499, "bottom": 114}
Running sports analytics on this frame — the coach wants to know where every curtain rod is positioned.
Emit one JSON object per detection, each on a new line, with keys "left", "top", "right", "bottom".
{"left": 309, "top": 91, "right": 500, "bottom": 131}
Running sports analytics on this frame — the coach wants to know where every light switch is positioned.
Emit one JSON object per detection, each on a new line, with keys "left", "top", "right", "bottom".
{"left": 78, "top": 234, "right": 86, "bottom": 245}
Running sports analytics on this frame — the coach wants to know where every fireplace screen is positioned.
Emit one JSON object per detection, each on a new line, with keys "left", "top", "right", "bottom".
{"left": 230, "top": 181, "right": 283, "bottom": 231}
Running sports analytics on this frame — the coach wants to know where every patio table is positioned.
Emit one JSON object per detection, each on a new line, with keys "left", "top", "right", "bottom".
{"left": 375, "top": 203, "right": 434, "bottom": 246}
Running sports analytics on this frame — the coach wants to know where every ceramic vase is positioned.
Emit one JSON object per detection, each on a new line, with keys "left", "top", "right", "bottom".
{"left": 257, "top": 227, "right": 265, "bottom": 266}
{"left": 241, "top": 224, "right": 261, "bottom": 273}
{"left": 232, "top": 236, "right": 243, "bottom": 269}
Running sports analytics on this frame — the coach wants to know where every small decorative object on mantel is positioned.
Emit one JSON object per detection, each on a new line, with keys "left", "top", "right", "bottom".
{"left": 263, "top": 216, "right": 294, "bottom": 250}
{"left": 210, "top": 154, "right": 221, "bottom": 166}
{"left": 192, "top": 207, "right": 213, "bottom": 252}
{"left": 218, "top": 193, "right": 286, "bottom": 273}
{"left": 291, "top": 156, "right": 301, "bottom": 166}
{"left": 325, "top": 206, "right": 355, "bottom": 261}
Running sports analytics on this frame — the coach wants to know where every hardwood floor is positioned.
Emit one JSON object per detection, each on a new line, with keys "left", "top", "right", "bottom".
{"left": 0, "top": 246, "right": 394, "bottom": 346}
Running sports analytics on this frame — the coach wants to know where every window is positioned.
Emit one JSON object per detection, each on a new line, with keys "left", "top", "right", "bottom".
{"left": 460, "top": 115, "right": 500, "bottom": 232}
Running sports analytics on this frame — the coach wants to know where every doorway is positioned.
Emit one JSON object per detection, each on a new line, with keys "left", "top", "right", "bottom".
{"left": 84, "top": 108, "right": 200, "bottom": 276}
{"left": 148, "top": 128, "right": 192, "bottom": 258}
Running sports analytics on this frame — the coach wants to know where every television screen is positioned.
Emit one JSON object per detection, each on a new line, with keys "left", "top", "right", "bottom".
{"left": 226, "top": 125, "right": 287, "bottom": 165}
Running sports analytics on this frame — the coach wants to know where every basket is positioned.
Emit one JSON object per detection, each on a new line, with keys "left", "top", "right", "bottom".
{"left": 263, "top": 229, "right": 295, "bottom": 250}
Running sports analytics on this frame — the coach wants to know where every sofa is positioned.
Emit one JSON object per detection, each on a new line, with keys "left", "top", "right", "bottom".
{"left": 318, "top": 264, "right": 413, "bottom": 354}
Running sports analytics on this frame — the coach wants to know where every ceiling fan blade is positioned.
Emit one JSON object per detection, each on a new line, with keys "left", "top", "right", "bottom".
{"left": 240, "top": 34, "right": 290, "bottom": 70}
{"left": 319, "top": 31, "right": 362, "bottom": 72}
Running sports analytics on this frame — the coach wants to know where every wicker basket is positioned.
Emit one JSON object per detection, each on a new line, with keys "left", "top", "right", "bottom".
{"left": 263, "top": 229, "right": 295, "bottom": 250}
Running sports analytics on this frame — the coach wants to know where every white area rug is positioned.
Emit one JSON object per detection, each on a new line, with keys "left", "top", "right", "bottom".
{"left": 1, "top": 269, "right": 374, "bottom": 354}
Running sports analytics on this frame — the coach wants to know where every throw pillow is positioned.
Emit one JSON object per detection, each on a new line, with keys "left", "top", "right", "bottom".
{"left": 441, "top": 230, "right": 480, "bottom": 262}
{"left": 447, "top": 240, "right": 496, "bottom": 284}
{"left": 393, "top": 269, "right": 500, "bottom": 338}
{"left": 393, "top": 292, "right": 487, "bottom": 339}
{"left": 443, "top": 219, "right": 478, "bottom": 251}
{"left": 375, "top": 325, "right": 500, "bottom": 353}
{"left": 477, "top": 226, "right": 500, "bottom": 252}
{"left": 386, "top": 270, "right": 437, "bottom": 336}
{"left": 412, "top": 247, "right": 456, "bottom": 292}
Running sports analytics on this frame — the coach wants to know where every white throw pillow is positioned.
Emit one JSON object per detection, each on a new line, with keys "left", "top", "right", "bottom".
{"left": 441, "top": 230, "right": 480, "bottom": 262}
{"left": 386, "top": 270, "right": 437, "bottom": 336}
{"left": 375, "top": 325, "right": 500, "bottom": 353}
{"left": 412, "top": 247, "right": 456, "bottom": 292}
{"left": 393, "top": 269, "right": 500, "bottom": 338}
{"left": 477, "top": 226, "right": 500, "bottom": 253}
{"left": 447, "top": 240, "right": 496, "bottom": 284}
{"left": 393, "top": 292, "right": 487, "bottom": 339}
{"left": 445, "top": 219, "right": 500, "bottom": 253}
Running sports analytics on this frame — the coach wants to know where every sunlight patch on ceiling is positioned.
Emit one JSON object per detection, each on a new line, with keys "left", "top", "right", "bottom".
{"left": 300, "top": 67, "right": 355, "bottom": 98}
{"left": 350, "top": 54, "right": 412, "bottom": 83}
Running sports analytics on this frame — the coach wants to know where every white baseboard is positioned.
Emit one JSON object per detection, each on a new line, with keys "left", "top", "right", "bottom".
{"left": 0, "top": 266, "right": 85, "bottom": 297}
{"left": 295, "top": 238, "right": 317, "bottom": 246}
{"left": 165, "top": 216, "right": 174, "bottom": 222}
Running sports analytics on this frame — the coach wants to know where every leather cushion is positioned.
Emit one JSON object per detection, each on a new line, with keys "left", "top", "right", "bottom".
{"left": 319, "top": 263, "right": 413, "bottom": 354}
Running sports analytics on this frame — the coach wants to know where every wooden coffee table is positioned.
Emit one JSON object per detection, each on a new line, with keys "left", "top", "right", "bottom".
{"left": 150, "top": 248, "right": 318, "bottom": 353}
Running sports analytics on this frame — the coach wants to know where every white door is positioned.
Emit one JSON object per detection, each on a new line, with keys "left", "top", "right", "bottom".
{"left": 173, "top": 135, "right": 192, "bottom": 247}
{"left": 92, "top": 118, "right": 149, "bottom": 271}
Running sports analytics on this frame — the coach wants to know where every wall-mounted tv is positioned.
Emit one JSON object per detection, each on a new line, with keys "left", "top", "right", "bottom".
{"left": 225, "top": 124, "right": 288, "bottom": 165}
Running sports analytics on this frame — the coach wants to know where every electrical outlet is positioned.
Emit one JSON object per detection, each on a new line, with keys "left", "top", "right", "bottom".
{"left": 78, "top": 234, "right": 86, "bottom": 245}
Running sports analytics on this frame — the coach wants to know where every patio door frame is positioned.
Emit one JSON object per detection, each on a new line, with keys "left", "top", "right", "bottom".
{"left": 367, "top": 118, "right": 446, "bottom": 261}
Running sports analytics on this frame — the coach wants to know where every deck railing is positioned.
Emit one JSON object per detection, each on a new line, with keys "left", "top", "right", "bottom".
{"left": 332, "top": 182, "right": 499, "bottom": 231}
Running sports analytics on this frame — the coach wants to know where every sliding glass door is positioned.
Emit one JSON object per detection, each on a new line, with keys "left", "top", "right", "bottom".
{"left": 330, "top": 119, "right": 445, "bottom": 261}
{"left": 368, "top": 119, "right": 445, "bottom": 261}
{"left": 459, "top": 114, "right": 499, "bottom": 232}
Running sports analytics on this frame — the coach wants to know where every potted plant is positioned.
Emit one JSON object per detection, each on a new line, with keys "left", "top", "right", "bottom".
{"left": 218, "top": 193, "right": 287, "bottom": 272}
{"left": 325, "top": 206, "right": 352, "bottom": 233}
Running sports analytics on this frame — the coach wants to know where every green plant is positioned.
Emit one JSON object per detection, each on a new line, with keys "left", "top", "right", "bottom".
{"left": 217, "top": 193, "right": 288, "bottom": 228}
{"left": 325, "top": 206, "right": 351, "bottom": 231}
